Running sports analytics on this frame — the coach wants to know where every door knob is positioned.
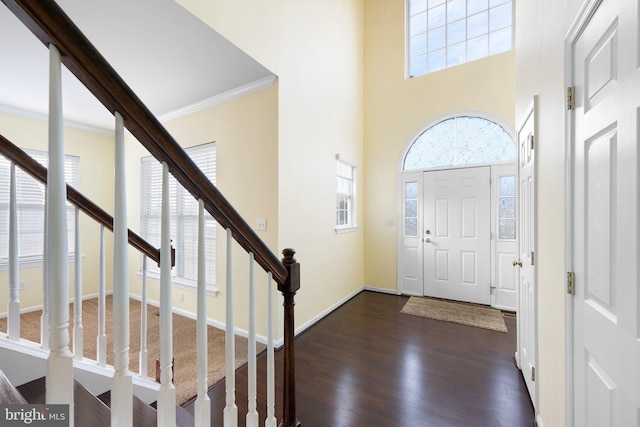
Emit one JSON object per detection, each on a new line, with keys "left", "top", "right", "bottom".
{"left": 425, "top": 238, "right": 432, "bottom": 243}
{"left": 512, "top": 260, "right": 522, "bottom": 267}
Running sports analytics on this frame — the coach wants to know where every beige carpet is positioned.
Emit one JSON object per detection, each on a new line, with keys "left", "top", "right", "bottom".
{"left": 401, "top": 296, "right": 508, "bottom": 333}
{"left": 0, "top": 296, "right": 265, "bottom": 405}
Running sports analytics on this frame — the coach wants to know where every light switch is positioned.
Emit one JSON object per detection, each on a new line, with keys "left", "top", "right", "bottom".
{"left": 257, "top": 217, "right": 267, "bottom": 231}
{"left": 386, "top": 218, "right": 394, "bottom": 226}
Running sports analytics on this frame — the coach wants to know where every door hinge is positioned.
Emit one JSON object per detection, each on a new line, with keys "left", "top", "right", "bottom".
{"left": 531, "top": 366, "right": 536, "bottom": 382}
{"left": 529, "top": 134, "right": 535, "bottom": 150}
{"left": 530, "top": 251, "right": 535, "bottom": 266}
{"left": 567, "top": 271, "right": 575, "bottom": 295}
{"left": 566, "top": 86, "right": 575, "bottom": 110}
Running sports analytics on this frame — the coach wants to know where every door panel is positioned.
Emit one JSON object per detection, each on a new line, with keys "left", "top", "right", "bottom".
{"left": 423, "top": 167, "right": 490, "bottom": 304}
{"left": 571, "top": 0, "right": 639, "bottom": 425}
{"left": 517, "top": 100, "right": 536, "bottom": 405}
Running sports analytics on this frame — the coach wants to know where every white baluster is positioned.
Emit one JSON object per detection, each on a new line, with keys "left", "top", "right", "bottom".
{"left": 265, "top": 272, "right": 277, "bottom": 427}
{"left": 45, "top": 43, "right": 73, "bottom": 426}
{"left": 157, "top": 161, "right": 176, "bottom": 427}
{"left": 139, "top": 256, "right": 148, "bottom": 378}
{"left": 73, "top": 207, "right": 83, "bottom": 360}
{"left": 246, "top": 253, "right": 258, "bottom": 427}
{"left": 194, "top": 200, "right": 211, "bottom": 427}
{"left": 111, "top": 111, "right": 133, "bottom": 427}
{"left": 41, "top": 187, "right": 49, "bottom": 351}
{"left": 97, "top": 225, "right": 106, "bottom": 367}
{"left": 224, "top": 228, "right": 238, "bottom": 427}
{"left": 7, "top": 163, "right": 20, "bottom": 341}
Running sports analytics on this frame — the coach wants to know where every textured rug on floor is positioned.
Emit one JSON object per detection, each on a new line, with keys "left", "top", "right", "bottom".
{"left": 0, "top": 296, "right": 265, "bottom": 405}
{"left": 401, "top": 296, "right": 508, "bottom": 333}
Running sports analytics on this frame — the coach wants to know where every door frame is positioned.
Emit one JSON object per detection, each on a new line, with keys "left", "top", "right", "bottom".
{"left": 515, "top": 96, "right": 539, "bottom": 413}
{"left": 564, "top": 1, "right": 605, "bottom": 426}
{"left": 397, "top": 111, "right": 518, "bottom": 308}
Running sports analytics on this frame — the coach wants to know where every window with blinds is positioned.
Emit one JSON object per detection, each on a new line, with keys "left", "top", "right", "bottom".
{"left": 0, "top": 149, "right": 79, "bottom": 267}
{"left": 140, "top": 142, "right": 216, "bottom": 289}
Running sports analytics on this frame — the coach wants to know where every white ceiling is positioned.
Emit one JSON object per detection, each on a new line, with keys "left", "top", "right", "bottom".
{"left": 0, "top": 0, "right": 273, "bottom": 131}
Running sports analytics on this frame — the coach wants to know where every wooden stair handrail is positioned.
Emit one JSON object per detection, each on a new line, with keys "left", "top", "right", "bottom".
{"left": 2, "top": 0, "right": 288, "bottom": 286}
{"left": 0, "top": 133, "right": 162, "bottom": 266}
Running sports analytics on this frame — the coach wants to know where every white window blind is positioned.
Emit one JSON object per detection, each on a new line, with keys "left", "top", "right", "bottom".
{"left": 140, "top": 143, "right": 216, "bottom": 289}
{"left": 0, "top": 149, "right": 79, "bottom": 267}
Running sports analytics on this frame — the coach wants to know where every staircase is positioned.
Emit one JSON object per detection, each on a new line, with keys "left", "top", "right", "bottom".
{"left": 0, "top": 1, "right": 302, "bottom": 426}
{"left": 0, "top": 369, "right": 195, "bottom": 427}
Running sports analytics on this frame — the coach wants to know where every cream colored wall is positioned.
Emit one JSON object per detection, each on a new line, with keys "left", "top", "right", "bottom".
{"left": 125, "top": 85, "right": 279, "bottom": 336}
{"left": 0, "top": 112, "right": 114, "bottom": 314}
{"left": 515, "top": 0, "right": 583, "bottom": 425}
{"left": 363, "top": 0, "right": 516, "bottom": 292}
{"left": 176, "top": 0, "right": 366, "bottom": 330}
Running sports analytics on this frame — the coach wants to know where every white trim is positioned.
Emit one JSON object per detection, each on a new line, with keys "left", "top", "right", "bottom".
{"left": 158, "top": 75, "right": 277, "bottom": 122}
{"left": 334, "top": 225, "right": 358, "bottom": 234}
{"left": 515, "top": 96, "right": 539, "bottom": 414}
{"left": 294, "top": 286, "right": 364, "bottom": 337}
{"left": 0, "top": 104, "right": 114, "bottom": 136}
{"left": 363, "top": 285, "right": 399, "bottom": 295}
{"left": 563, "top": 2, "right": 603, "bottom": 426}
{"left": 335, "top": 153, "right": 359, "bottom": 168}
{"left": 0, "top": 290, "right": 112, "bottom": 320}
{"left": 535, "top": 414, "right": 545, "bottom": 427}
{"left": 128, "top": 293, "right": 270, "bottom": 346}
{"left": 398, "top": 110, "right": 516, "bottom": 173}
{"left": 138, "top": 270, "right": 219, "bottom": 297}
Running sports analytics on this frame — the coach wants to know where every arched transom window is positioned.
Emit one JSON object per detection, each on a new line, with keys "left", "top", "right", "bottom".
{"left": 403, "top": 116, "right": 515, "bottom": 170}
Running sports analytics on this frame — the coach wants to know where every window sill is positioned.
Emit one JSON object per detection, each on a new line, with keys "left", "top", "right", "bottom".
{"left": 335, "top": 225, "right": 358, "bottom": 234}
{"left": 138, "top": 271, "right": 219, "bottom": 297}
{"left": 0, "top": 253, "right": 80, "bottom": 271}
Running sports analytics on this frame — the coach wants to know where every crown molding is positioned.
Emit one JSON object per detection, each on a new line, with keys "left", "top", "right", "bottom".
{"left": 158, "top": 75, "right": 277, "bottom": 123}
{"left": 0, "top": 104, "right": 114, "bottom": 136}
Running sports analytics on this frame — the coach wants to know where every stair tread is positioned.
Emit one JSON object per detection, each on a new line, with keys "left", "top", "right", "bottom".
{"left": 0, "top": 368, "right": 27, "bottom": 404}
{"left": 17, "top": 376, "right": 193, "bottom": 427}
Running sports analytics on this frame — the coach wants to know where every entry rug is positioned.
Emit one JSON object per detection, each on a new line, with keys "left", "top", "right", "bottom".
{"left": 401, "top": 296, "right": 508, "bottom": 333}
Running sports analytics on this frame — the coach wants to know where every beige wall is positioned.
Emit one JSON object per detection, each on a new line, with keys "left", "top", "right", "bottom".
{"left": 515, "top": 0, "right": 584, "bottom": 425}
{"left": 0, "top": 112, "right": 115, "bottom": 312}
{"left": 176, "top": 0, "right": 366, "bottom": 330}
{"left": 124, "top": 84, "right": 280, "bottom": 336}
{"left": 363, "top": 0, "right": 516, "bottom": 291}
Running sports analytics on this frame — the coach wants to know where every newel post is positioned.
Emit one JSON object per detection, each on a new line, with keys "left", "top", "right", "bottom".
{"left": 279, "top": 249, "right": 301, "bottom": 427}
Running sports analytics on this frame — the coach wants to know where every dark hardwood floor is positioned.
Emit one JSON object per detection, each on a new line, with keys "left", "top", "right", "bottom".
{"left": 184, "top": 291, "right": 535, "bottom": 427}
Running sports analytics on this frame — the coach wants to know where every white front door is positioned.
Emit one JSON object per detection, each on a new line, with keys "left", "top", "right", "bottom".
{"left": 423, "top": 167, "right": 491, "bottom": 304}
{"left": 570, "top": 0, "right": 640, "bottom": 425}
{"left": 516, "top": 100, "right": 537, "bottom": 407}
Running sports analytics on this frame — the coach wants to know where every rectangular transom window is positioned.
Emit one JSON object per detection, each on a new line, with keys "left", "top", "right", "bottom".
{"left": 336, "top": 154, "right": 358, "bottom": 232}
{"left": 0, "top": 149, "right": 79, "bottom": 268}
{"left": 407, "top": 0, "right": 514, "bottom": 77}
{"left": 140, "top": 142, "right": 216, "bottom": 290}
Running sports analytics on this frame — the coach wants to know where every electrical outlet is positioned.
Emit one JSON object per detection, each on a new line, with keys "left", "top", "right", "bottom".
{"left": 19, "top": 280, "right": 27, "bottom": 291}
{"left": 256, "top": 217, "right": 267, "bottom": 231}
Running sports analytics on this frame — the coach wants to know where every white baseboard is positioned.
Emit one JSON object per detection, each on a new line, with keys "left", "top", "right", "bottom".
{"left": 535, "top": 414, "right": 544, "bottom": 427}
{"left": 0, "top": 290, "right": 113, "bottom": 319}
{"left": 363, "top": 285, "right": 399, "bottom": 295}
{"left": 294, "top": 286, "right": 365, "bottom": 336}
